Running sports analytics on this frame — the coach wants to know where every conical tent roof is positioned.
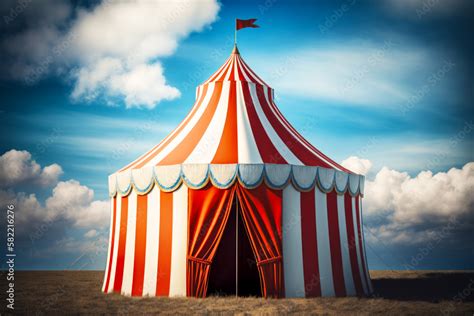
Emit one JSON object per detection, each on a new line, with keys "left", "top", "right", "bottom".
{"left": 119, "top": 46, "right": 349, "bottom": 172}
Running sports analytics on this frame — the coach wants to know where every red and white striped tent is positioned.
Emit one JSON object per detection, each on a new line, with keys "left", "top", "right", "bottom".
{"left": 102, "top": 46, "right": 372, "bottom": 298}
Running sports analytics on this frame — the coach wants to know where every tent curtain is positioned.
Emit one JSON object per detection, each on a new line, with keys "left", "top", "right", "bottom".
{"left": 186, "top": 183, "right": 284, "bottom": 298}
{"left": 236, "top": 184, "right": 285, "bottom": 298}
{"left": 187, "top": 183, "right": 236, "bottom": 297}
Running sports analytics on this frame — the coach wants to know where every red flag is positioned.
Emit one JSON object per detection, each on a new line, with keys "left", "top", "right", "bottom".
{"left": 236, "top": 18, "right": 259, "bottom": 31}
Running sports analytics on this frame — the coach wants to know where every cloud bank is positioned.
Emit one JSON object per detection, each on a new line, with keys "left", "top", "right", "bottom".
{"left": 0, "top": 150, "right": 109, "bottom": 259}
{"left": 0, "top": 0, "right": 220, "bottom": 108}
{"left": 344, "top": 156, "right": 474, "bottom": 245}
{"left": 0, "top": 149, "right": 63, "bottom": 187}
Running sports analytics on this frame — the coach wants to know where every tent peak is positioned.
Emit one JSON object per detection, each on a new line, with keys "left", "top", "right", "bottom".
{"left": 231, "top": 44, "right": 240, "bottom": 55}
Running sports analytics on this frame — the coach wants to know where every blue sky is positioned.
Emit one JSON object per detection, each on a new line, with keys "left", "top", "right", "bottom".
{"left": 0, "top": 0, "right": 473, "bottom": 271}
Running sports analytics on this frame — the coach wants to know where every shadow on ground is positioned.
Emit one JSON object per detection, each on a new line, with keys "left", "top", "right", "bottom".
{"left": 371, "top": 271, "right": 474, "bottom": 302}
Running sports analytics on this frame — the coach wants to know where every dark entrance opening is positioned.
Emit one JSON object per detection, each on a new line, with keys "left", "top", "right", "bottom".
{"left": 207, "top": 198, "right": 261, "bottom": 296}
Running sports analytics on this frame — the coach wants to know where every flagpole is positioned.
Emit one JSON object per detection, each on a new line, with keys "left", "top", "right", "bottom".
{"left": 234, "top": 19, "right": 237, "bottom": 46}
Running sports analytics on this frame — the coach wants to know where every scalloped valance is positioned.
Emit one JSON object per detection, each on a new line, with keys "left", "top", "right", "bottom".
{"left": 108, "top": 164, "right": 364, "bottom": 197}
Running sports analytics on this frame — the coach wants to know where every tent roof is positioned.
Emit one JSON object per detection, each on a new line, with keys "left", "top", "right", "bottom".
{"left": 119, "top": 46, "right": 349, "bottom": 173}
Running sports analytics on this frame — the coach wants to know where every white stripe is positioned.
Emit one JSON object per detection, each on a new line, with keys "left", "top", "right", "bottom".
{"left": 236, "top": 82, "right": 263, "bottom": 163}
{"left": 142, "top": 188, "right": 160, "bottom": 296}
{"left": 108, "top": 195, "right": 122, "bottom": 293}
{"left": 102, "top": 198, "right": 114, "bottom": 292}
{"left": 249, "top": 83, "right": 302, "bottom": 165}
{"left": 233, "top": 56, "right": 239, "bottom": 81}
{"left": 337, "top": 195, "right": 356, "bottom": 295}
{"left": 263, "top": 88, "right": 342, "bottom": 171}
{"left": 185, "top": 82, "right": 230, "bottom": 163}
{"left": 149, "top": 83, "right": 216, "bottom": 165}
{"left": 169, "top": 185, "right": 188, "bottom": 296}
{"left": 352, "top": 197, "right": 368, "bottom": 294}
{"left": 121, "top": 192, "right": 137, "bottom": 296}
{"left": 195, "top": 85, "right": 201, "bottom": 102}
{"left": 282, "top": 185, "right": 305, "bottom": 297}
{"left": 315, "top": 188, "right": 335, "bottom": 297}
{"left": 359, "top": 197, "right": 373, "bottom": 293}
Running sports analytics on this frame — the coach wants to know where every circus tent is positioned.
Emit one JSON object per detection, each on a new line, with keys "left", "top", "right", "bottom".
{"left": 102, "top": 45, "right": 372, "bottom": 298}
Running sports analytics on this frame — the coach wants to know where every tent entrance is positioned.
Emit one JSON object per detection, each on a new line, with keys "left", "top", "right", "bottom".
{"left": 207, "top": 196, "right": 261, "bottom": 297}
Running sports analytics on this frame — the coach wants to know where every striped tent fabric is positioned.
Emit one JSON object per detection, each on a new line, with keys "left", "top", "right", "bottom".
{"left": 118, "top": 46, "right": 350, "bottom": 170}
{"left": 102, "top": 45, "right": 372, "bottom": 298}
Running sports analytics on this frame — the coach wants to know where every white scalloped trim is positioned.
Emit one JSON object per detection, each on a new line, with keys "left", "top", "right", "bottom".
{"left": 335, "top": 170, "right": 349, "bottom": 194}
{"left": 359, "top": 175, "right": 365, "bottom": 195}
{"left": 154, "top": 165, "right": 181, "bottom": 191}
{"left": 349, "top": 173, "right": 360, "bottom": 195}
{"left": 265, "top": 164, "right": 291, "bottom": 189}
{"left": 108, "top": 164, "right": 364, "bottom": 197}
{"left": 132, "top": 166, "right": 154, "bottom": 193}
{"left": 117, "top": 170, "right": 132, "bottom": 196}
{"left": 292, "top": 165, "right": 317, "bottom": 191}
{"left": 239, "top": 164, "right": 265, "bottom": 188}
{"left": 182, "top": 164, "right": 210, "bottom": 189}
{"left": 108, "top": 174, "right": 117, "bottom": 196}
{"left": 210, "top": 164, "right": 238, "bottom": 188}
{"left": 317, "top": 168, "right": 335, "bottom": 193}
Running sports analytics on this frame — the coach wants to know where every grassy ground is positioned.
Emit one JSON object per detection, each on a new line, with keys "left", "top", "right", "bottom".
{"left": 1, "top": 270, "right": 473, "bottom": 315}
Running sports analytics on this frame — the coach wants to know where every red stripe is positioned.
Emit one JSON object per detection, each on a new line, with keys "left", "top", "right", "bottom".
{"left": 227, "top": 58, "right": 236, "bottom": 81}
{"left": 113, "top": 196, "right": 128, "bottom": 292}
{"left": 326, "top": 191, "right": 346, "bottom": 296}
{"left": 300, "top": 189, "right": 321, "bottom": 297}
{"left": 239, "top": 57, "right": 269, "bottom": 86}
{"left": 235, "top": 56, "right": 245, "bottom": 81}
{"left": 355, "top": 195, "right": 370, "bottom": 293}
{"left": 212, "top": 82, "right": 238, "bottom": 163}
{"left": 241, "top": 81, "right": 286, "bottom": 163}
{"left": 131, "top": 195, "right": 148, "bottom": 296}
{"left": 267, "top": 90, "right": 351, "bottom": 172}
{"left": 156, "top": 191, "right": 173, "bottom": 296}
{"left": 344, "top": 194, "right": 364, "bottom": 296}
{"left": 103, "top": 197, "right": 117, "bottom": 293}
{"left": 255, "top": 85, "right": 333, "bottom": 168}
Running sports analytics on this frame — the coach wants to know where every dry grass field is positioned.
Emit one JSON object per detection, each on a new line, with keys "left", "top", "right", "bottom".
{"left": 1, "top": 270, "right": 473, "bottom": 315}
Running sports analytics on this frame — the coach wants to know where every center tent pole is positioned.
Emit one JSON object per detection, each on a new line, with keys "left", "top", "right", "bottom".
{"left": 234, "top": 19, "right": 237, "bottom": 45}
{"left": 235, "top": 193, "right": 238, "bottom": 297}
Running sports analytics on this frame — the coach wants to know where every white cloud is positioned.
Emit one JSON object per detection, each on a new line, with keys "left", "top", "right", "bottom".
{"left": 45, "top": 180, "right": 109, "bottom": 228}
{"left": 73, "top": 60, "right": 180, "bottom": 108}
{"left": 360, "top": 159, "right": 474, "bottom": 244}
{"left": 341, "top": 156, "right": 373, "bottom": 175}
{"left": 0, "top": 189, "right": 44, "bottom": 229}
{"left": 1, "top": 179, "right": 109, "bottom": 234}
{"left": 0, "top": 149, "right": 109, "bottom": 236}
{"left": 0, "top": 149, "right": 63, "bottom": 188}
{"left": 1, "top": 0, "right": 220, "bottom": 108}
